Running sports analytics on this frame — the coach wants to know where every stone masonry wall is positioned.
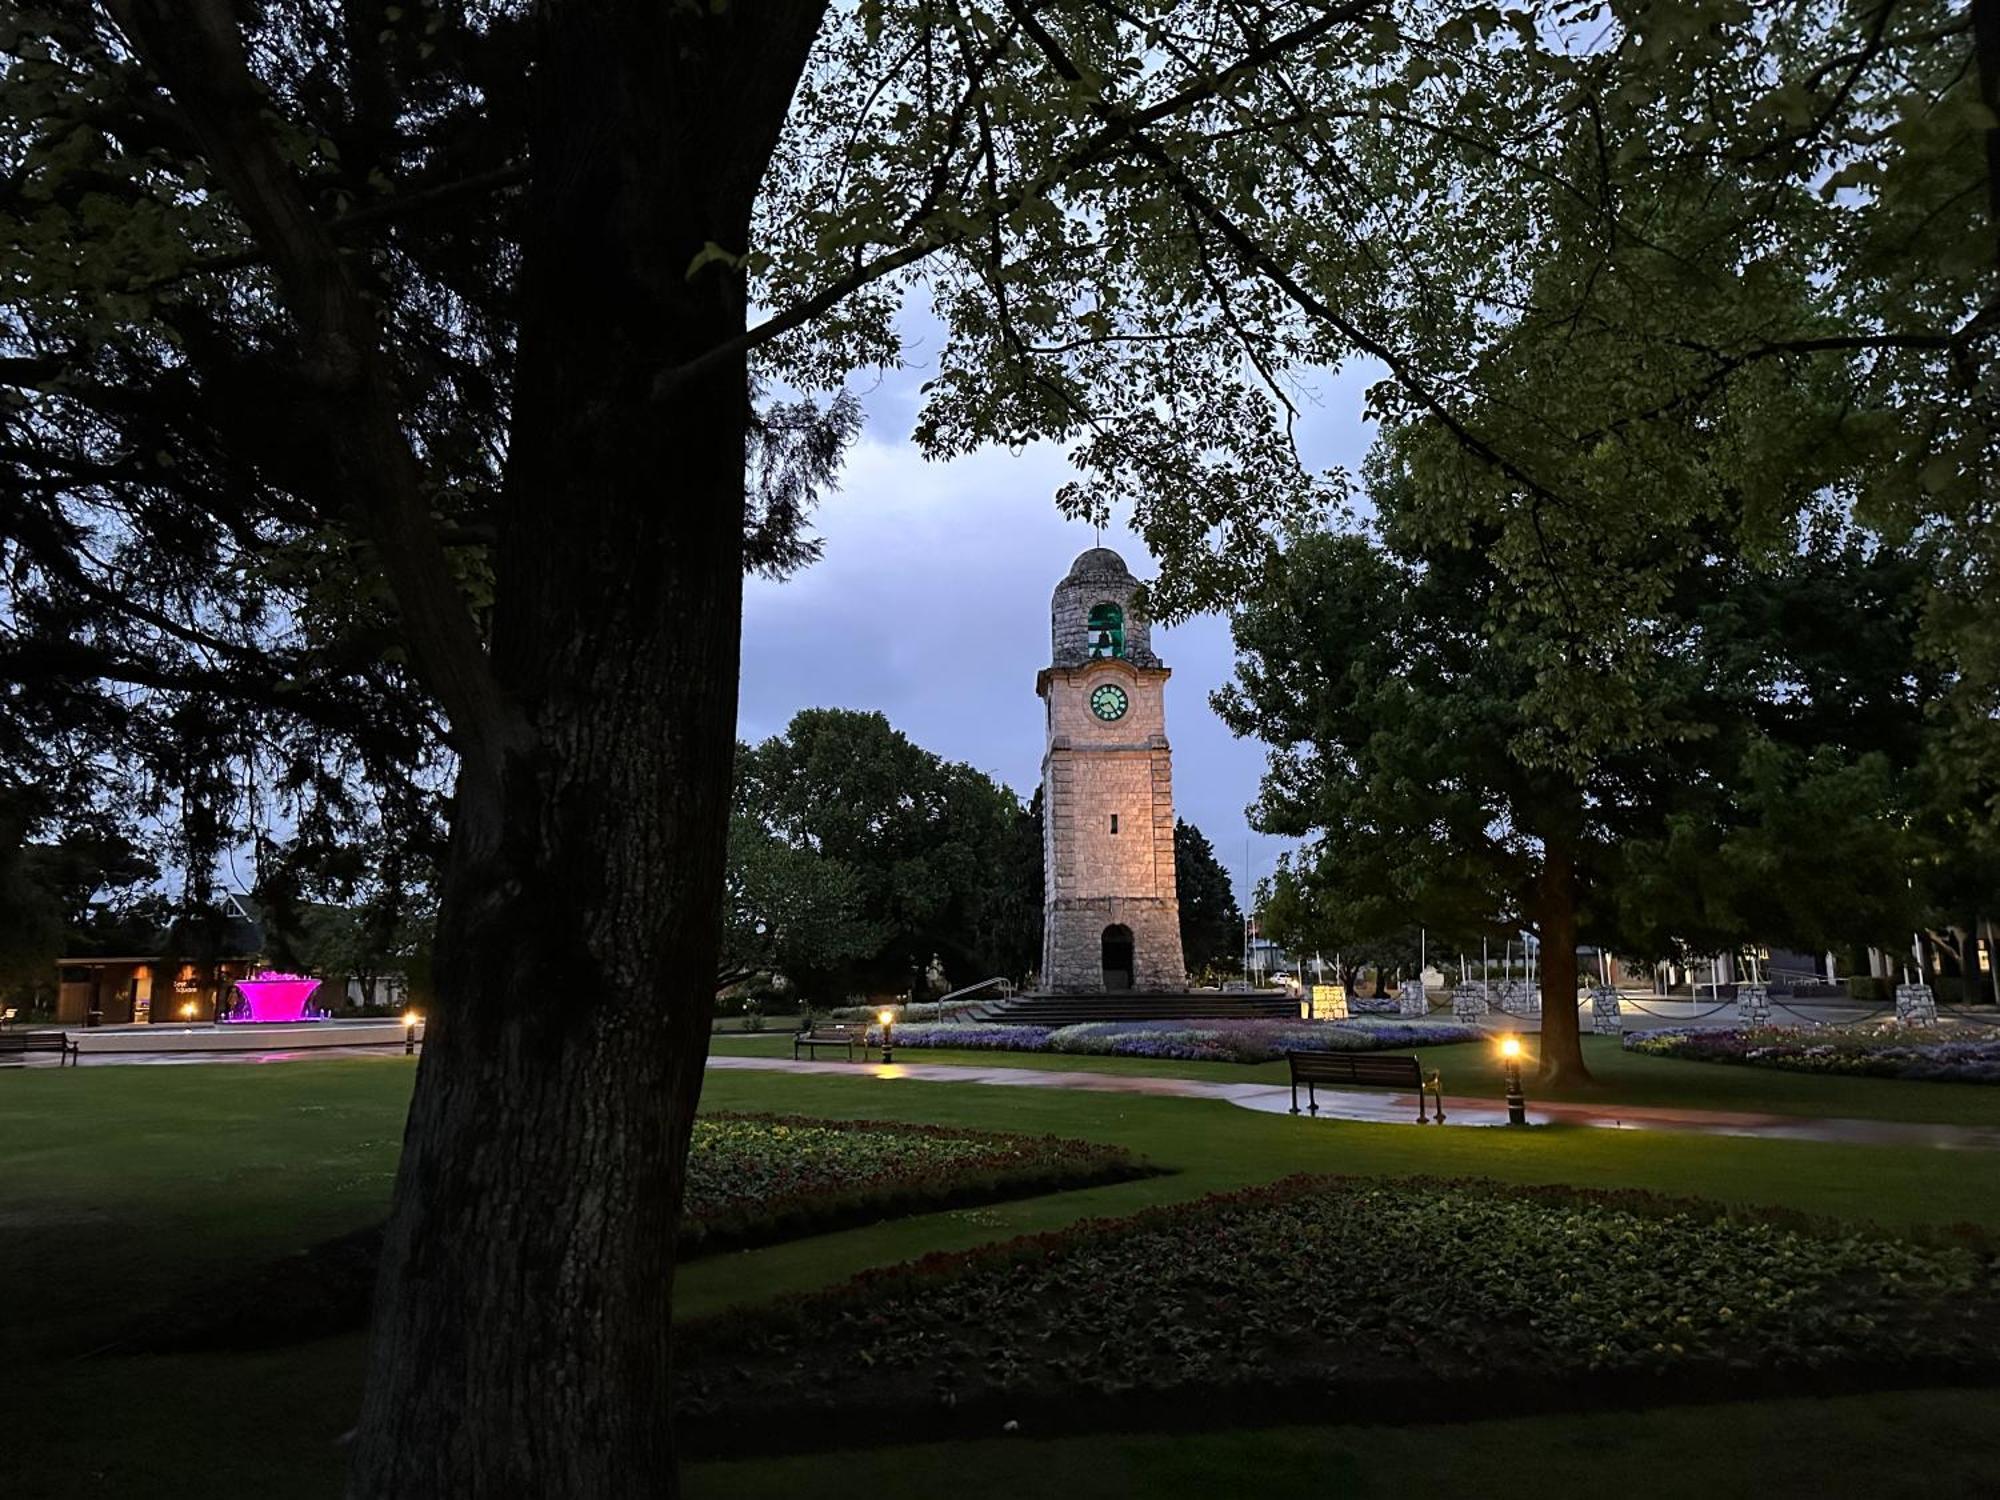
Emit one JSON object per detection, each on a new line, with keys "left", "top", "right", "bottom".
{"left": 1039, "top": 559, "right": 1186, "bottom": 991}
{"left": 1043, "top": 898, "right": 1186, "bottom": 993}
{"left": 1050, "top": 547, "right": 1159, "bottom": 667}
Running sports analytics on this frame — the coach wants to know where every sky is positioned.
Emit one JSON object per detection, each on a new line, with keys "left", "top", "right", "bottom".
{"left": 738, "top": 344, "right": 1385, "bottom": 907}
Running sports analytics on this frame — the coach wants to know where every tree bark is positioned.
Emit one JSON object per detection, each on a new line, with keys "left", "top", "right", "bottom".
{"left": 1534, "top": 839, "right": 1591, "bottom": 1085}
{"left": 345, "top": 5, "right": 826, "bottom": 1496}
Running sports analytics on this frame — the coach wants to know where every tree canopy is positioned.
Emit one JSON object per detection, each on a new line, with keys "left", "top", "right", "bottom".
{"left": 1173, "top": 817, "right": 1243, "bottom": 979}
{"left": 732, "top": 709, "right": 1038, "bottom": 996}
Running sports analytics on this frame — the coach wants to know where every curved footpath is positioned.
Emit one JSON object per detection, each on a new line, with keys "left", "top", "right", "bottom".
{"left": 707, "top": 1053, "right": 2000, "bottom": 1151}
{"left": 36, "top": 1041, "right": 1999, "bottom": 1151}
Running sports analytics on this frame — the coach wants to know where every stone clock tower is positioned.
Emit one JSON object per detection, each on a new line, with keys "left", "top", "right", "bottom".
{"left": 1036, "top": 548, "right": 1187, "bottom": 993}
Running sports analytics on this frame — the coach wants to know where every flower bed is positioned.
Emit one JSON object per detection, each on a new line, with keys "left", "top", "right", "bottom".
{"left": 874, "top": 1017, "right": 1481, "bottom": 1064}
{"left": 676, "top": 1176, "right": 1999, "bottom": 1448}
{"left": 1624, "top": 1025, "right": 2000, "bottom": 1085}
{"left": 125, "top": 1114, "right": 1152, "bottom": 1353}
{"left": 680, "top": 1113, "right": 1153, "bottom": 1252}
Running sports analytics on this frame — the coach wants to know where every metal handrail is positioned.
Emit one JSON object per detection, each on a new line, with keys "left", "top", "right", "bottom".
{"left": 934, "top": 975, "right": 1016, "bottom": 1007}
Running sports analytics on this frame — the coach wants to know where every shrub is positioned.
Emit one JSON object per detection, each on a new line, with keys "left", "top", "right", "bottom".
{"left": 1624, "top": 1025, "right": 2000, "bottom": 1084}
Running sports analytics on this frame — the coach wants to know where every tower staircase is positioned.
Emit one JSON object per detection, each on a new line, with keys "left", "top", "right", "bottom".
{"left": 965, "top": 990, "right": 1301, "bottom": 1025}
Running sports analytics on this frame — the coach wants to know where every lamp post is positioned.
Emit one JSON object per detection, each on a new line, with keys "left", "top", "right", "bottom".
{"left": 1500, "top": 1035, "right": 1527, "bottom": 1126}
{"left": 877, "top": 1007, "right": 895, "bottom": 1063}
{"left": 403, "top": 1010, "right": 422, "bottom": 1056}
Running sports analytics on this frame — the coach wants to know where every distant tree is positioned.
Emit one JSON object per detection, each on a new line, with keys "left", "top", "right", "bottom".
{"left": 1173, "top": 819, "right": 1242, "bottom": 981}
{"left": 733, "top": 711, "right": 1033, "bottom": 995}
{"left": 717, "top": 814, "right": 878, "bottom": 1001}
{"left": 1220, "top": 494, "right": 1940, "bottom": 1082}
{"left": 0, "top": 800, "right": 161, "bottom": 1011}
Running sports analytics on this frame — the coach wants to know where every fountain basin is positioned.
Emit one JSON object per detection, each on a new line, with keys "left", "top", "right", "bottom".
{"left": 227, "top": 972, "right": 324, "bottom": 1023}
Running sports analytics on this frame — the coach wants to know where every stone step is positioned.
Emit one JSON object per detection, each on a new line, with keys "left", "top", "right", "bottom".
{"left": 974, "top": 992, "right": 1302, "bottom": 1026}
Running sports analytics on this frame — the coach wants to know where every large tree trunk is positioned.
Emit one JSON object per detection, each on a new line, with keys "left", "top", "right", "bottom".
{"left": 1534, "top": 840, "right": 1591, "bottom": 1085}
{"left": 347, "top": 7, "right": 825, "bottom": 1496}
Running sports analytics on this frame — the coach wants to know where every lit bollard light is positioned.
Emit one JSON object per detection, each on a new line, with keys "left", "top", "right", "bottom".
{"left": 877, "top": 1007, "right": 895, "bottom": 1063}
{"left": 1499, "top": 1035, "right": 1527, "bottom": 1126}
{"left": 403, "top": 1010, "right": 423, "bottom": 1056}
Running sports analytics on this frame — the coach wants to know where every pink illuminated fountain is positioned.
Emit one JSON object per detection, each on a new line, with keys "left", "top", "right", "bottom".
{"left": 225, "top": 971, "right": 325, "bottom": 1023}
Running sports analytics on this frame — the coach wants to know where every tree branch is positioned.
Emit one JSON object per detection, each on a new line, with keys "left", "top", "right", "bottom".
{"left": 102, "top": 0, "right": 527, "bottom": 804}
{"left": 654, "top": 0, "right": 1389, "bottom": 399}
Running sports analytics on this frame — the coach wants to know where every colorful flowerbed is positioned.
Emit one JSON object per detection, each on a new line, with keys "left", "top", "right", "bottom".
{"left": 676, "top": 1176, "right": 1999, "bottom": 1445}
{"left": 1624, "top": 1025, "right": 2000, "bottom": 1085}
{"left": 872, "top": 1017, "right": 1481, "bottom": 1064}
{"left": 680, "top": 1113, "right": 1153, "bottom": 1251}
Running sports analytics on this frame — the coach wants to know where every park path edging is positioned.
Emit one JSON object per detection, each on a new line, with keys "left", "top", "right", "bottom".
{"left": 705, "top": 1053, "right": 2000, "bottom": 1152}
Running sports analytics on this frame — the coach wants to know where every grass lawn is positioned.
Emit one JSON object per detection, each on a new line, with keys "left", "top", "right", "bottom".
{"left": 5, "top": 1055, "right": 1998, "bottom": 1497}
{"left": 708, "top": 1029, "right": 2000, "bottom": 1125}
{"left": 685, "top": 1389, "right": 2000, "bottom": 1500}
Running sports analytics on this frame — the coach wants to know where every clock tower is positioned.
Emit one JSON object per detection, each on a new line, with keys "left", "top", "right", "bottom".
{"left": 1036, "top": 548, "right": 1187, "bottom": 993}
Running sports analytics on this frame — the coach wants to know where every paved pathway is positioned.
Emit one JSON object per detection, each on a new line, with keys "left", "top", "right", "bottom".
{"left": 25, "top": 1039, "right": 1996, "bottom": 1151}
{"left": 706, "top": 1054, "right": 2000, "bottom": 1152}
{"left": 50, "top": 1044, "right": 412, "bottom": 1068}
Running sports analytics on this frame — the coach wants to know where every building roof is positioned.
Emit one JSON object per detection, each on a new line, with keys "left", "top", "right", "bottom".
{"left": 1064, "top": 546, "right": 1135, "bottom": 580}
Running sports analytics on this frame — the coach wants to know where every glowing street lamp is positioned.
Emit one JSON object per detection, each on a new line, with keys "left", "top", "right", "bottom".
{"left": 1499, "top": 1035, "right": 1527, "bottom": 1126}
{"left": 877, "top": 1008, "right": 896, "bottom": 1063}
{"left": 403, "top": 1010, "right": 423, "bottom": 1055}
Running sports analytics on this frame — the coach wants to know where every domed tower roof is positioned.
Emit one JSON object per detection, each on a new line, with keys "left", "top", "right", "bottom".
{"left": 1064, "top": 547, "right": 1134, "bottom": 581}
{"left": 1050, "top": 546, "right": 1159, "bottom": 667}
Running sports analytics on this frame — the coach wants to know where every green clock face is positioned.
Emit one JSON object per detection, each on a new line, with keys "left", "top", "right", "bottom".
{"left": 1089, "top": 683, "right": 1129, "bottom": 722}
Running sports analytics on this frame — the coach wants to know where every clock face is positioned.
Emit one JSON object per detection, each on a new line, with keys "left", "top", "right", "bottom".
{"left": 1089, "top": 683, "right": 1129, "bottom": 722}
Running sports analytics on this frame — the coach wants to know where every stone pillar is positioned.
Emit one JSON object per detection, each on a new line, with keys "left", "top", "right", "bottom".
{"left": 1894, "top": 983, "right": 1938, "bottom": 1026}
{"left": 1450, "top": 981, "right": 1489, "bottom": 1019}
{"left": 1736, "top": 983, "right": 1771, "bottom": 1026}
{"left": 1589, "top": 985, "right": 1621, "bottom": 1035}
{"left": 1397, "top": 979, "right": 1427, "bottom": 1018}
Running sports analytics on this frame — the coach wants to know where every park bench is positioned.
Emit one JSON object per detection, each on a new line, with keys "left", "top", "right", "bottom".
{"left": 1285, "top": 1050, "right": 1443, "bottom": 1123}
{"left": 0, "top": 1031, "right": 79, "bottom": 1067}
{"left": 793, "top": 1024, "right": 870, "bottom": 1062}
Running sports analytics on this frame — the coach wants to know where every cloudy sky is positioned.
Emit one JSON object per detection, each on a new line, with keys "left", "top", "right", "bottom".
{"left": 739, "top": 340, "right": 1385, "bottom": 905}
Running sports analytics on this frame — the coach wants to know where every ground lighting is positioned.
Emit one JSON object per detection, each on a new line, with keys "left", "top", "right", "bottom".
{"left": 878, "top": 1008, "right": 896, "bottom": 1063}
{"left": 403, "top": 1011, "right": 422, "bottom": 1055}
{"left": 1499, "top": 1034, "right": 1528, "bottom": 1127}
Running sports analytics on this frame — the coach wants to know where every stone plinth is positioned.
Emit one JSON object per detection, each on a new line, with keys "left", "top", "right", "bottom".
{"left": 1895, "top": 983, "right": 1938, "bottom": 1025}
{"left": 1498, "top": 980, "right": 1540, "bottom": 1017}
{"left": 1397, "top": 979, "right": 1428, "bottom": 1018}
{"left": 1589, "top": 985, "right": 1621, "bottom": 1035}
{"left": 1451, "top": 981, "right": 1489, "bottom": 1019}
{"left": 1736, "top": 983, "right": 1771, "bottom": 1025}
{"left": 1306, "top": 984, "right": 1349, "bottom": 1020}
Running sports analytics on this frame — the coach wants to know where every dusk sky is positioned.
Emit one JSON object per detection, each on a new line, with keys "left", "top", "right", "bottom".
{"left": 739, "top": 334, "right": 1386, "bottom": 906}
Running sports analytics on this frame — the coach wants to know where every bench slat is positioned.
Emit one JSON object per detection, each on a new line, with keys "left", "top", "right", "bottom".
{"left": 1284, "top": 1048, "right": 1435, "bottom": 1122}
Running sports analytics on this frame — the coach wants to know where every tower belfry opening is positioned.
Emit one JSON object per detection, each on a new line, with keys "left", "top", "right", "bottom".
{"left": 1034, "top": 548, "right": 1187, "bottom": 994}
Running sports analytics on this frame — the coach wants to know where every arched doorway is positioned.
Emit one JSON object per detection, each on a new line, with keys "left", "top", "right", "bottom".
{"left": 1102, "top": 925, "right": 1134, "bottom": 991}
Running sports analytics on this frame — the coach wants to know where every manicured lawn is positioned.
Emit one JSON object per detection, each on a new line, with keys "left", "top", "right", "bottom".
{"left": 5, "top": 1056, "right": 1998, "bottom": 1497}
{"left": 708, "top": 1029, "right": 2000, "bottom": 1125}
{"left": 684, "top": 1389, "right": 2000, "bottom": 1500}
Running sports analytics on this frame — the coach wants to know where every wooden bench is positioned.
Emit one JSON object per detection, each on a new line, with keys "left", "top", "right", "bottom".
{"left": 1285, "top": 1050, "right": 1442, "bottom": 1123}
{"left": 0, "top": 1032, "right": 79, "bottom": 1067}
{"left": 793, "top": 1024, "right": 869, "bottom": 1061}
